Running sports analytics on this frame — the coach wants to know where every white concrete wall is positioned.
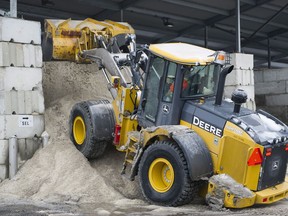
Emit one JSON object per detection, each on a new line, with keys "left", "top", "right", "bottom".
{"left": 224, "top": 54, "right": 288, "bottom": 124}
{"left": 0, "top": 67, "right": 42, "bottom": 91}
{"left": 254, "top": 68, "right": 288, "bottom": 124}
{"left": 0, "top": 115, "right": 45, "bottom": 139}
{"left": 224, "top": 53, "right": 256, "bottom": 110}
{"left": 0, "top": 42, "right": 42, "bottom": 67}
{"left": 0, "top": 138, "right": 41, "bottom": 180}
{"left": 0, "top": 17, "right": 41, "bottom": 44}
{"left": 0, "top": 17, "right": 44, "bottom": 180}
{"left": 0, "top": 89, "right": 44, "bottom": 115}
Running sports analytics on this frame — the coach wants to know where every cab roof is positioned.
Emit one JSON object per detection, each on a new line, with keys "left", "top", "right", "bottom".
{"left": 149, "top": 43, "right": 215, "bottom": 65}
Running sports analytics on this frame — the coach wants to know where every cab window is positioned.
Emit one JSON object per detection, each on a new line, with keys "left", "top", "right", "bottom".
{"left": 181, "top": 64, "right": 221, "bottom": 98}
{"left": 163, "top": 62, "right": 177, "bottom": 102}
{"left": 143, "top": 56, "right": 165, "bottom": 122}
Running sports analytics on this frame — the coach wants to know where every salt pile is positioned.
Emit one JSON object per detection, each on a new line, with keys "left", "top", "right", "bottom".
{"left": 0, "top": 62, "right": 140, "bottom": 204}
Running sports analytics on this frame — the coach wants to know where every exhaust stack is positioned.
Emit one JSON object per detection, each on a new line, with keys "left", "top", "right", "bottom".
{"left": 215, "top": 65, "right": 234, "bottom": 106}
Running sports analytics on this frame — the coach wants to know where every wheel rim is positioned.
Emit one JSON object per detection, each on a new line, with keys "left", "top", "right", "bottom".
{"left": 148, "top": 158, "right": 174, "bottom": 193}
{"left": 73, "top": 116, "right": 86, "bottom": 145}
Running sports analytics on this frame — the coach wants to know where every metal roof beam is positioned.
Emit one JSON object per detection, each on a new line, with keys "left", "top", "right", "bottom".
{"left": 160, "top": 0, "right": 288, "bottom": 29}
{"left": 0, "top": 1, "right": 86, "bottom": 19}
{"left": 155, "top": 0, "right": 273, "bottom": 43}
{"left": 161, "top": 0, "right": 230, "bottom": 16}
{"left": 246, "top": 2, "right": 288, "bottom": 40}
{"left": 94, "top": 0, "right": 143, "bottom": 20}
{"left": 120, "top": 0, "right": 143, "bottom": 9}
{"left": 126, "top": 7, "right": 204, "bottom": 25}
{"left": 213, "top": 24, "right": 288, "bottom": 56}
{"left": 240, "top": 0, "right": 256, "bottom": 5}
{"left": 261, "top": 4, "right": 288, "bottom": 14}
{"left": 241, "top": 1, "right": 288, "bottom": 16}
{"left": 241, "top": 14, "right": 288, "bottom": 29}
{"left": 205, "top": 0, "right": 273, "bottom": 25}
{"left": 94, "top": 9, "right": 115, "bottom": 20}
{"left": 255, "top": 52, "right": 288, "bottom": 66}
{"left": 271, "top": 53, "right": 288, "bottom": 62}
{"left": 268, "top": 28, "right": 288, "bottom": 38}
{"left": 133, "top": 24, "right": 178, "bottom": 37}
{"left": 74, "top": 0, "right": 120, "bottom": 10}
{"left": 214, "top": 23, "right": 266, "bottom": 37}
{"left": 223, "top": 25, "right": 288, "bottom": 53}
{"left": 242, "top": 2, "right": 288, "bottom": 15}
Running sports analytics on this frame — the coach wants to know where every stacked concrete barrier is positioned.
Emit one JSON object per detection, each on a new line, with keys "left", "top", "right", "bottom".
{"left": 224, "top": 53, "right": 256, "bottom": 111}
{"left": 0, "top": 17, "right": 44, "bottom": 180}
{"left": 254, "top": 68, "right": 288, "bottom": 124}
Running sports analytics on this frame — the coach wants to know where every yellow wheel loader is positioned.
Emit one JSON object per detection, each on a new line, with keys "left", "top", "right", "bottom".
{"left": 43, "top": 18, "right": 288, "bottom": 208}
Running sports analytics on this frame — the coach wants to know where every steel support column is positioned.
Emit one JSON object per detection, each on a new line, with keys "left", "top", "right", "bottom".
{"left": 204, "top": 26, "right": 208, "bottom": 48}
{"left": 121, "top": 9, "right": 123, "bottom": 22}
{"left": 236, "top": 0, "right": 241, "bottom": 53}
{"left": 267, "top": 37, "right": 271, "bottom": 68}
{"left": 10, "top": 0, "right": 17, "bottom": 17}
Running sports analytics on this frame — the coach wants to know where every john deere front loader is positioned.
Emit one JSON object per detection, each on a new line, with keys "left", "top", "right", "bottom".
{"left": 43, "top": 18, "right": 288, "bottom": 208}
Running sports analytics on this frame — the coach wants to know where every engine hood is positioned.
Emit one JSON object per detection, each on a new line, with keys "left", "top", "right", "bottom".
{"left": 187, "top": 97, "right": 288, "bottom": 145}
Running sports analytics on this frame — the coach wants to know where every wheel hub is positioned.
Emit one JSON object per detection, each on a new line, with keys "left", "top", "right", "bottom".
{"left": 73, "top": 116, "right": 86, "bottom": 145}
{"left": 148, "top": 158, "right": 175, "bottom": 193}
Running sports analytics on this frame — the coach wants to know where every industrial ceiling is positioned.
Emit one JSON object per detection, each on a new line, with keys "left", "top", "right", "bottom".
{"left": 0, "top": 0, "right": 288, "bottom": 68}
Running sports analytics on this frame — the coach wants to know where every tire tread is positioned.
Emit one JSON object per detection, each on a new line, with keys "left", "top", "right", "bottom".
{"left": 139, "top": 140, "right": 199, "bottom": 206}
{"left": 69, "top": 99, "right": 112, "bottom": 160}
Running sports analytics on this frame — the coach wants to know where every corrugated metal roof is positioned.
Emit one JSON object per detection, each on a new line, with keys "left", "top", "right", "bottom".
{"left": 0, "top": 0, "right": 287, "bottom": 68}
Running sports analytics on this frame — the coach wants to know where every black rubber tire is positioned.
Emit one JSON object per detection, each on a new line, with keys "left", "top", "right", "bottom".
{"left": 69, "top": 100, "right": 115, "bottom": 160}
{"left": 139, "top": 140, "right": 198, "bottom": 206}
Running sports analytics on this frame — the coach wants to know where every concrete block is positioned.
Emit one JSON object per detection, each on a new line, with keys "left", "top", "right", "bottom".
{"left": 0, "top": 139, "right": 8, "bottom": 164}
{"left": 257, "top": 105, "right": 288, "bottom": 125}
{"left": 0, "top": 89, "right": 45, "bottom": 115}
{"left": 255, "top": 95, "right": 266, "bottom": 106}
{"left": 266, "top": 94, "right": 288, "bottom": 106}
{"left": 225, "top": 68, "right": 254, "bottom": 86}
{"left": 0, "top": 42, "right": 42, "bottom": 67}
{"left": 0, "top": 67, "right": 42, "bottom": 91}
{"left": 23, "top": 44, "right": 43, "bottom": 68}
{"left": 255, "top": 81, "right": 286, "bottom": 95}
{"left": 276, "top": 68, "right": 288, "bottom": 81}
{"left": 0, "top": 164, "right": 8, "bottom": 180}
{"left": 263, "top": 70, "right": 277, "bottom": 82}
{"left": 18, "top": 138, "right": 40, "bottom": 161}
{"left": 253, "top": 70, "right": 263, "bottom": 83}
{"left": 0, "top": 17, "right": 41, "bottom": 44}
{"left": 224, "top": 85, "right": 255, "bottom": 110}
{"left": 242, "top": 100, "right": 256, "bottom": 111}
{"left": 224, "top": 85, "right": 255, "bottom": 101}
{"left": 230, "top": 53, "right": 254, "bottom": 70}
{"left": 0, "top": 114, "right": 44, "bottom": 139}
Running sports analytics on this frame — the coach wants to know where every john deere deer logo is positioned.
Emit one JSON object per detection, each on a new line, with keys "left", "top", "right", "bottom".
{"left": 272, "top": 160, "right": 280, "bottom": 171}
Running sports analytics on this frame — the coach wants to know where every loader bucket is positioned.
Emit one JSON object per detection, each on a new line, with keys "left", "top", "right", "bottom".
{"left": 42, "top": 18, "right": 135, "bottom": 62}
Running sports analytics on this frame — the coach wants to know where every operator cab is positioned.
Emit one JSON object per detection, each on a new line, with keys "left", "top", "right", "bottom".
{"left": 137, "top": 43, "right": 226, "bottom": 128}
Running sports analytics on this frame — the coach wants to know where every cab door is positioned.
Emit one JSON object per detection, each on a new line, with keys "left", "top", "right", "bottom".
{"left": 138, "top": 55, "right": 166, "bottom": 128}
{"left": 138, "top": 55, "right": 183, "bottom": 128}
